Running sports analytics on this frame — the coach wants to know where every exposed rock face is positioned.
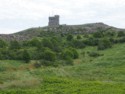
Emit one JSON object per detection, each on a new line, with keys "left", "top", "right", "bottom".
{"left": 0, "top": 28, "right": 41, "bottom": 41}
{"left": 44, "top": 22, "right": 123, "bottom": 33}
{"left": 0, "top": 22, "right": 124, "bottom": 41}
{"left": 0, "top": 34, "right": 29, "bottom": 41}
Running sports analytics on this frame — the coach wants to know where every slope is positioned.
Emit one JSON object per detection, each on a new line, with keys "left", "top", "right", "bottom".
{"left": 0, "top": 22, "right": 124, "bottom": 41}
{"left": 1, "top": 43, "right": 125, "bottom": 93}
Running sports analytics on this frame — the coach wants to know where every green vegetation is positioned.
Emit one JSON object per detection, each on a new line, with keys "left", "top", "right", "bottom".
{"left": 22, "top": 50, "right": 30, "bottom": 63}
{"left": 0, "top": 30, "right": 125, "bottom": 93}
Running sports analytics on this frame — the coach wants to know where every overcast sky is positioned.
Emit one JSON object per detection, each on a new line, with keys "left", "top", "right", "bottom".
{"left": 0, "top": 0, "right": 125, "bottom": 34}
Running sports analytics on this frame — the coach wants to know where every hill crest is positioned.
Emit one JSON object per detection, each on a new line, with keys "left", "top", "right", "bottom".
{"left": 0, "top": 22, "right": 124, "bottom": 41}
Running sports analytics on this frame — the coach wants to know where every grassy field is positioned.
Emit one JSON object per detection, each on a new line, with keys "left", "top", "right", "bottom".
{"left": 1, "top": 43, "right": 125, "bottom": 94}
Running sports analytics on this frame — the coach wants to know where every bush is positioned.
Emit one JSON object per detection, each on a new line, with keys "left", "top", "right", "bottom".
{"left": 117, "top": 31, "right": 125, "bottom": 37}
{"left": 40, "top": 60, "right": 58, "bottom": 66}
{"left": 0, "top": 66, "right": 6, "bottom": 72}
{"left": 66, "top": 34, "right": 73, "bottom": 41}
{"left": 51, "top": 37, "right": 61, "bottom": 52}
{"left": 93, "top": 31, "right": 104, "bottom": 38}
{"left": 33, "top": 61, "right": 41, "bottom": 68}
{"left": 97, "top": 39, "right": 112, "bottom": 50}
{"left": 117, "top": 37, "right": 125, "bottom": 43}
{"left": 43, "top": 49, "right": 56, "bottom": 61}
{"left": 42, "top": 38, "right": 54, "bottom": 49}
{"left": 104, "top": 31, "right": 116, "bottom": 37}
{"left": 70, "top": 48, "right": 79, "bottom": 59}
{"left": 84, "top": 37, "right": 99, "bottom": 46}
{"left": 9, "top": 40, "right": 21, "bottom": 49}
{"left": 77, "top": 35, "right": 82, "bottom": 39}
{"left": 65, "top": 58, "right": 73, "bottom": 65}
{"left": 71, "top": 40, "right": 86, "bottom": 48}
{"left": 0, "top": 39, "right": 7, "bottom": 48}
{"left": 22, "top": 50, "right": 30, "bottom": 63}
{"left": 61, "top": 49, "right": 74, "bottom": 60}
{"left": 29, "top": 38, "right": 41, "bottom": 47}
{"left": 88, "top": 51, "right": 103, "bottom": 57}
{"left": 61, "top": 48, "right": 79, "bottom": 60}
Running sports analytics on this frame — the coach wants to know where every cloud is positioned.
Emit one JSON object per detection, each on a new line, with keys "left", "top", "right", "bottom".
{"left": 0, "top": 0, "right": 125, "bottom": 34}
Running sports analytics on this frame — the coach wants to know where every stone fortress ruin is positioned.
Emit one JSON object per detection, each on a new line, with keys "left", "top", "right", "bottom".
{"left": 48, "top": 15, "right": 60, "bottom": 27}
{"left": 47, "top": 15, "right": 115, "bottom": 34}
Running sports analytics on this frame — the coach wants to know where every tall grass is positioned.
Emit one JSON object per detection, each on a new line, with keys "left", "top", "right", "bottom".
{"left": 1, "top": 43, "right": 125, "bottom": 93}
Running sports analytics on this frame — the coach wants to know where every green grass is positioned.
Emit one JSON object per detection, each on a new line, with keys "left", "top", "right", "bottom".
{"left": 1, "top": 43, "right": 125, "bottom": 93}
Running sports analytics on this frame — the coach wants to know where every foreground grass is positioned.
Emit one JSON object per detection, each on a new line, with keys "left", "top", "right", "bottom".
{"left": 1, "top": 43, "right": 125, "bottom": 93}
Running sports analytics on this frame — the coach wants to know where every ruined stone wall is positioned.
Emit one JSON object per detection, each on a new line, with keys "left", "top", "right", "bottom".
{"left": 48, "top": 15, "right": 59, "bottom": 27}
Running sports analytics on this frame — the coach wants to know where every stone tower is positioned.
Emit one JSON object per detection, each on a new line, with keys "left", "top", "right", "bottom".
{"left": 48, "top": 15, "right": 60, "bottom": 27}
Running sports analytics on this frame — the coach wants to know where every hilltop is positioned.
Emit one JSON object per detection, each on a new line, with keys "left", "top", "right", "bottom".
{"left": 0, "top": 22, "right": 124, "bottom": 41}
{"left": 0, "top": 25, "right": 125, "bottom": 93}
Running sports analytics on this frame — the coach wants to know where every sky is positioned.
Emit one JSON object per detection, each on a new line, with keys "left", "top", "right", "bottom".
{"left": 0, "top": 0, "right": 125, "bottom": 34}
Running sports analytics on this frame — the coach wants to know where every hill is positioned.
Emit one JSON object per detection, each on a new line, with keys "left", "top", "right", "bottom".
{"left": 1, "top": 43, "right": 125, "bottom": 93}
{"left": 0, "top": 28, "right": 125, "bottom": 93}
{"left": 0, "top": 22, "right": 124, "bottom": 41}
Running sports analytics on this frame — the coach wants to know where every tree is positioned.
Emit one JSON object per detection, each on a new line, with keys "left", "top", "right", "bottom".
{"left": 0, "top": 39, "right": 7, "bottom": 48}
{"left": 22, "top": 50, "right": 30, "bottom": 63}
{"left": 9, "top": 40, "right": 21, "bottom": 49}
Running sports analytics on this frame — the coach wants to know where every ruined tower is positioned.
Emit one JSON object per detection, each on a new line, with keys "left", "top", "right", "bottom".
{"left": 48, "top": 15, "right": 60, "bottom": 27}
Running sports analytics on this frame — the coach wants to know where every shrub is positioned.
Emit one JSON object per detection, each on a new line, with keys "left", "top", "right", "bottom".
{"left": 9, "top": 40, "right": 21, "bottom": 49}
{"left": 97, "top": 39, "right": 112, "bottom": 50}
{"left": 88, "top": 51, "right": 103, "bottom": 57}
{"left": 77, "top": 35, "right": 82, "bottom": 39}
{"left": 70, "top": 48, "right": 79, "bottom": 59}
{"left": 0, "top": 39, "right": 7, "bottom": 48}
{"left": 104, "top": 31, "right": 116, "bottom": 37}
{"left": 61, "top": 33, "right": 65, "bottom": 37}
{"left": 43, "top": 49, "right": 56, "bottom": 61}
{"left": 93, "top": 31, "right": 104, "bottom": 38}
{"left": 117, "top": 31, "right": 125, "bottom": 37}
{"left": 22, "top": 50, "right": 30, "bottom": 63}
{"left": 65, "top": 58, "right": 73, "bottom": 65}
{"left": 0, "top": 66, "right": 6, "bottom": 72}
{"left": 51, "top": 38, "right": 61, "bottom": 52}
{"left": 29, "top": 38, "right": 41, "bottom": 47}
{"left": 66, "top": 34, "right": 73, "bottom": 41}
{"left": 71, "top": 40, "right": 86, "bottom": 48}
{"left": 61, "top": 49, "right": 74, "bottom": 60}
{"left": 61, "top": 48, "right": 79, "bottom": 61}
{"left": 117, "top": 37, "right": 125, "bottom": 43}
{"left": 33, "top": 61, "right": 41, "bottom": 68}
{"left": 84, "top": 37, "right": 99, "bottom": 46}
{"left": 40, "top": 60, "right": 58, "bottom": 66}
{"left": 42, "top": 38, "right": 54, "bottom": 49}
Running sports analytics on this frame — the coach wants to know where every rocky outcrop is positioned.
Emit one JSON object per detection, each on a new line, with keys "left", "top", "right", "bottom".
{"left": 0, "top": 22, "right": 124, "bottom": 41}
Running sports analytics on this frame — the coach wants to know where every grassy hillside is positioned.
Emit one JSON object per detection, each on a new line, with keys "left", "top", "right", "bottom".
{"left": 1, "top": 43, "right": 125, "bottom": 94}
{"left": 0, "top": 28, "right": 125, "bottom": 93}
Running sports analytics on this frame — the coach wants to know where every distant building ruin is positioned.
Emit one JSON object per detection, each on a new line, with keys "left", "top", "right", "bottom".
{"left": 48, "top": 15, "right": 60, "bottom": 27}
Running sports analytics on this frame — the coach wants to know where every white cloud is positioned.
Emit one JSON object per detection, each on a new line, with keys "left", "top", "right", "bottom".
{"left": 0, "top": 0, "right": 125, "bottom": 34}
